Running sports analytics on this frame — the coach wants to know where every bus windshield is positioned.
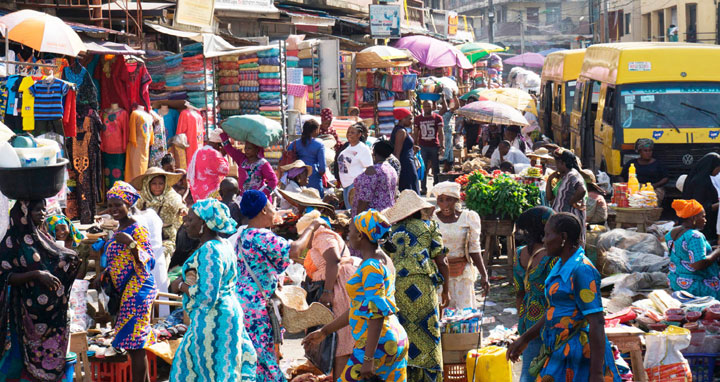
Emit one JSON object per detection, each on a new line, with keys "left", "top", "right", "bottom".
{"left": 565, "top": 80, "right": 576, "bottom": 114}
{"left": 617, "top": 82, "right": 720, "bottom": 129}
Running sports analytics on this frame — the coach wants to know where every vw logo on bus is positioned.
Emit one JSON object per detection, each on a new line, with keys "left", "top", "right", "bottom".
{"left": 682, "top": 154, "right": 694, "bottom": 166}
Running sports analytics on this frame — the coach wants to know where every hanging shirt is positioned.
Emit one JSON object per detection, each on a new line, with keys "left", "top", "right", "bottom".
{"left": 29, "top": 78, "right": 69, "bottom": 120}
{"left": 5, "top": 75, "right": 21, "bottom": 116}
{"left": 18, "top": 76, "right": 38, "bottom": 131}
{"left": 154, "top": 107, "right": 180, "bottom": 140}
{"left": 101, "top": 108, "right": 129, "bottom": 154}
{"left": 176, "top": 109, "right": 204, "bottom": 162}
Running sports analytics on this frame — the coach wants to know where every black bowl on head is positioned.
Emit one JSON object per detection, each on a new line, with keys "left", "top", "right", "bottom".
{"left": 0, "top": 158, "right": 68, "bottom": 201}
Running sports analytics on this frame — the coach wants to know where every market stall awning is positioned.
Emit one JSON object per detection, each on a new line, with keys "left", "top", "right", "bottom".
{"left": 145, "top": 22, "right": 273, "bottom": 58}
{"left": 355, "top": 51, "right": 412, "bottom": 69}
{"left": 82, "top": 39, "right": 145, "bottom": 55}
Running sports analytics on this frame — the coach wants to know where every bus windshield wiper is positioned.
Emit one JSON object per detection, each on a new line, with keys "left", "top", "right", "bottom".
{"left": 680, "top": 102, "right": 720, "bottom": 127}
{"left": 633, "top": 104, "right": 681, "bottom": 133}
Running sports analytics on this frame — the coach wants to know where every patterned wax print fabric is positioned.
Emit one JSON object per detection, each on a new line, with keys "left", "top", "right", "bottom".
{"left": 666, "top": 229, "right": 720, "bottom": 299}
{"left": 432, "top": 209, "right": 481, "bottom": 310}
{"left": 45, "top": 214, "right": 85, "bottom": 247}
{"left": 149, "top": 111, "right": 167, "bottom": 167}
{"left": 342, "top": 257, "right": 409, "bottom": 382}
{"left": 138, "top": 176, "right": 187, "bottom": 259}
{"left": 351, "top": 162, "right": 398, "bottom": 218}
{"left": 386, "top": 218, "right": 445, "bottom": 382}
{"left": 0, "top": 201, "right": 80, "bottom": 381}
{"left": 551, "top": 168, "right": 587, "bottom": 242}
{"left": 512, "top": 245, "right": 559, "bottom": 335}
{"left": 538, "top": 247, "right": 621, "bottom": 382}
{"left": 103, "top": 222, "right": 158, "bottom": 349}
{"left": 170, "top": 239, "right": 257, "bottom": 381}
{"left": 236, "top": 228, "right": 291, "bottom": 382}
{"left": 188, "top": 145, "right": 230, "bottom": 201}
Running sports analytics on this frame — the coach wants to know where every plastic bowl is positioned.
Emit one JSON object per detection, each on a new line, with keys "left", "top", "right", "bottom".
{"left": 13, "top": 139, "right": 60, "bottom": 168}
{"left": 0, "top": 158, "right": 68, "bottom": 200}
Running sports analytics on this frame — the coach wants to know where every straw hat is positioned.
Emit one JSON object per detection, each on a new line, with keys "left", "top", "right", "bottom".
{"left": 279, "top": 160, "right": 312, "bottom": 176}
{"left": 277, "top": 188, "right": 335, "bottom": 216}
{"left": 130, "top": 167, "right": 184, "bottom": 191}
{"left": 580, "top": 168, "right": 597, "bottom": 184}
{"left": 527, "top": 147, "right": 554, "bottom": 161}
{"left": 383, "top": 189, "right": 435, "bottom": 224}
{"left": 275, "top": 285, "right": 334, "bottom": 334}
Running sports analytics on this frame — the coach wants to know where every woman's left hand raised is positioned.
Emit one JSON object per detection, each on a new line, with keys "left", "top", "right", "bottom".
{"left": 114, "top": 232, "right": 134, "bottom": 246}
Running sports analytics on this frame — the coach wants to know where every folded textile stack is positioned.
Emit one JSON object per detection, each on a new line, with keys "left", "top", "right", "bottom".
{"left": 340, "top": 54, "right": 351, "bottom": 114}
{"left": 377, "top": 99, "right": 396, "bottom": 136}
{"left": 257, "top": 46, "right": 283, "bottom": 121}
{"left": 217, "top": 54, "right": 241, "bottom": 117}
{"left": 298, "top": 41, "right": 320, "bottom": 115}
{"left": 145, "top": 51, "right": 184, "bottom": 101}
{"left": 235, "top": 52, "right": 261, "bottom": 115}
{"left": 181, "top": 44, "right": 216, "bottom": 130}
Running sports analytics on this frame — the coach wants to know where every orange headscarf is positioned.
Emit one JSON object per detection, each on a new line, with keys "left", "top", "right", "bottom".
{"left": 671, "top": 199, "right": 704, "bottom": 219}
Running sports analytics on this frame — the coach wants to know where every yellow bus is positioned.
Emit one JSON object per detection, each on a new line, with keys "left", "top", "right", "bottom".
{"left": 569, "top": 42, "right": 720, "bottom": 180}
{"left": 538, "top": 49, "right": 585, "bottom": 146}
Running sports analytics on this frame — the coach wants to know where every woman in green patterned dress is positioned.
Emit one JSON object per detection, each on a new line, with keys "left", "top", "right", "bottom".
{"left": 382, "top": 190, "right": 450, "bottom": 382}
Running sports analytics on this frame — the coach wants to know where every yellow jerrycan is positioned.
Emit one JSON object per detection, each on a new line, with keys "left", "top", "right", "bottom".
{"left": 466, "top": 346, "right": 512, "bottom": 382}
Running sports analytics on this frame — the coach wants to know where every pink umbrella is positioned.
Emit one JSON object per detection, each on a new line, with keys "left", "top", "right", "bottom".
{"left": 504, "top": 52, "right": 545, "bottom": 68}
{"left": 393, "top": 36, "right": 473, "bottom": 70}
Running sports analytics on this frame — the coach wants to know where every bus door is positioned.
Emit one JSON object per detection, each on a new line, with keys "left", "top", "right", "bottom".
{"left": 580, "top": 81, "right": 601, "bottom": 168}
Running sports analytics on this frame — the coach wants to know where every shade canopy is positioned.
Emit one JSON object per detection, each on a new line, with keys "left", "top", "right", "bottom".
{"left": 0, "top": 9, "right": 85, "bottom": 56}
{"left": 504, "top": 52, "right": 545, "bottom": 68}
{"left": 456, "top": 100, "right": 529, "bottom": 126}
{"left": 458, "top": 42, "right": 507, "bottom": 63}
{"left": 394, "top": 35, "right": 472, "bottom": 70}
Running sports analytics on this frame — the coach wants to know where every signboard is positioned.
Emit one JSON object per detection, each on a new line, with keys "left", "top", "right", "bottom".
{"left": 447, "top": 11, "right": 458, "bottom": 36}
{"left": 215, "top": 0, "right": 276, "bottom": 12}
{"left": 175, "top": 0, "right": 215, "bottom": 28}
{"left": 369, "top": 5, "right": 401, "bottom": 38}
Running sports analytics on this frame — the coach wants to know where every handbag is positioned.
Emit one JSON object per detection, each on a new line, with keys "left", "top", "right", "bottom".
{"left": 279, "top": 140, "right": 298, "bottom": 170}
{"left": 238, "top": 245, "right": 283, "bottom": 345}
{"left": 528, "top": 319, "right": 587, "bottom": 377}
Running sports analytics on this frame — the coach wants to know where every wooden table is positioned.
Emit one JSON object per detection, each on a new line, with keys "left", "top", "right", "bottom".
{"left": 605, "top": 325, "right": 647, "bottom": 382}
{"left": 611, "top": 207, "right": 663, "bottom": 233}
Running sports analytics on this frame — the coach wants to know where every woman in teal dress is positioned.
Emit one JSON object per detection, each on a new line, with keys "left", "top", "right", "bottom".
{"left": 512, "top": 206, "right": 557, "bottom": 382}
{"left": 169, "top": 199, "right": 257, "bottom": 381}
{"left": 383, "top": 190, "right": 449, "bottom": 382}
{"left": 508, "top": 213, "right": 620, "bottom": 382}
{"left": 666, "top": 199, "right": 720, "bottom": 299}
{"left": 304, "top": 209, "right": 408, "bottom": 382}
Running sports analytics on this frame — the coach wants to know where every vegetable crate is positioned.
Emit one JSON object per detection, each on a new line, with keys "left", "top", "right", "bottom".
{"left": 685, "top": 353, "right": 719, "bottom": 382}
{"left": 444, "top": 363, "right": 468, "bottom": 382}
{"left": 89, "top": 351, "right": 158, "bottom": 382}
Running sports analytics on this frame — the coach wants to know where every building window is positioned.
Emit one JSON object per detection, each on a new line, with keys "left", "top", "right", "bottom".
{"left": 546, "top": 4, "right": 561, "bottom": 25}
{"left": 625, "top": 13, "right": 631, "bottom": 35}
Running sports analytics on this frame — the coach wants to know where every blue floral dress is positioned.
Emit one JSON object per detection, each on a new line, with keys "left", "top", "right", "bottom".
{"left": 666, "top": 229, "right": 720, "bottom": 299}
{"left": 236, "top": 228, "right": 291, "bottom": 382}
{"left": 342, "top": 258, "right": 408, "bottom": 382}
{"left": 512, "top": 246, "right": 558, "bottom": 335}
{"left": 539, "top": 248, "right": 620, "bottom": 382}
{"left": 170, "top": 239, "right": 257, "bottom": 381}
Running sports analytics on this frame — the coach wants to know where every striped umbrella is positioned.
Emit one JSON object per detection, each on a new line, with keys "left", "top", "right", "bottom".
{"left": 0, "top": 10, "right": 85, "bottom": 57}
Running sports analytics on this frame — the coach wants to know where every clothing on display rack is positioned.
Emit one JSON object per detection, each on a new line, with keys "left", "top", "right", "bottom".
{"left": 176, "top": 108, "right": 203, "bottom": 162}
{"left": 102, "top": 106, "right": 129, "bottom": 188}
{"left": 149, "top": 110, "right": 167, "bottom": 167}
{"left": 125, "top": 107, "right": 154, "bottom": 182}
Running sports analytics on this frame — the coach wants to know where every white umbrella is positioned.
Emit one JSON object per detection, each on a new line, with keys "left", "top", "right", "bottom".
{"left": 0, "top": 10, "right": 85, "bottom": 57}
{"left": 360, "top": 46, "right": 411, "bottom": 60}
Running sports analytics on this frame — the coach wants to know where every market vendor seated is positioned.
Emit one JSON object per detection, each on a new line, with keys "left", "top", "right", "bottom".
{"left": 46, "top": 214, "right": 85, "bottom": 249}
{"left": 667, "top": 199, "right": 720, "bottom": 299}
{"left": 620, "top": 138, "right": 669, "bottom": 202}
{"left": 490, "top": 140, "right": 531, "bottom": 169}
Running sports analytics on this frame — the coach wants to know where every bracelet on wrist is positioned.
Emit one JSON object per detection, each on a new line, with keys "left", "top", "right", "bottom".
{"left": 363, "top": 355, "right": 374, "bottom": 362}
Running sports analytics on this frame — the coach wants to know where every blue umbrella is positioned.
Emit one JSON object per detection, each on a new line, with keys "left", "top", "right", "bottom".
{"left": 538, "top": 48, "right": 566, "bottom": 56}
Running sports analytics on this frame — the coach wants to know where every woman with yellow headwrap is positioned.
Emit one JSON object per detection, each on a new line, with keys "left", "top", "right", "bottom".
{"left": 666, "top": 199, "right": 720, "bottom": 298}
{"left": 303, "top": 209, "right": 409, "bottom": 382}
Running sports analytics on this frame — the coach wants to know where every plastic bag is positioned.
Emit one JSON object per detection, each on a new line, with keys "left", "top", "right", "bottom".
{"left": 285, "top": 263, "right": 306, "bottom": 286}
{"left": 644, "top": 326, "right": 691, "bottom": 382}
{"left": 598, "top": 229, "right": 666, "bottom": 256}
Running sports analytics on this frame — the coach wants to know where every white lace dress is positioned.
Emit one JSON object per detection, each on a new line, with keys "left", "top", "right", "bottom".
{"left": 433, "top": 209, "right": 482, "bottom": 310}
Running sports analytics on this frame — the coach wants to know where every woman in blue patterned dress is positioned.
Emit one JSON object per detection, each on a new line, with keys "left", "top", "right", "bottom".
{"left": 304, "top": 209, "right": 409, "bottom": 382}
{"left": 507, "top": 213, "right": 620, "bottom": 382}
{"left": 236, "top": 190, "right": 320, "bottom": 382}
{"left": 666, "top": 199, "right": 720, "bottom": 299}
{"left": 170, "top": 199, "right": 257, "bottom": 381}
{"left": 101, "top": 181, "right": 157, "bottom": 382}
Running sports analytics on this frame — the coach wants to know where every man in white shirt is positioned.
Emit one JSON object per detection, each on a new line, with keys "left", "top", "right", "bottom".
{"left": 490, "top": 140, "right": 531, "bottom": 168}
{"left": 504, "top": 125, "right": 531, "bottom": 154}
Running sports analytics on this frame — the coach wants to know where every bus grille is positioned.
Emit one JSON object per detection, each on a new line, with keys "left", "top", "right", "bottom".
{"left": 649, "top": 144, "right": 718, "bottom": 180}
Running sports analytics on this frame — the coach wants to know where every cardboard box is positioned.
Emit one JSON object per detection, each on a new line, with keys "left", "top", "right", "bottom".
{"left": 441, "top": 332, "right": 480, "bottom": 364}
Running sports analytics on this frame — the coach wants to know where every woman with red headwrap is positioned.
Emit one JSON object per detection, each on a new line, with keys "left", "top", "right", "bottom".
{"left": 666, "top": 199, "right": 720, "bottom": 299}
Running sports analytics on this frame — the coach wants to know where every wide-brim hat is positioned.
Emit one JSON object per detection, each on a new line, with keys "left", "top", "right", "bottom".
{"left": 383, "top": 189, "right": 435, "bottom": 224}
{"left": 275, "top": 285, "right": 334, "bottom": 334}
{"left": 279, "top": 160, "right": 312, "bottom": 176}
{"left": 130, "top": 167, "right": 184, "bottom": 191}
{"left": 527, "top": 147, "right": 554, "bottom": 161}
{"left": 580, "top": 168, "right": 597, "bottom": 184}
{"left": 278, "top": 188, "right": 335, "bottom": 216}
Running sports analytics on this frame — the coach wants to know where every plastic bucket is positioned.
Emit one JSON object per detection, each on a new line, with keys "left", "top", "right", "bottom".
{"left": 63, "top": 352, "right": 76, "bottom": 382}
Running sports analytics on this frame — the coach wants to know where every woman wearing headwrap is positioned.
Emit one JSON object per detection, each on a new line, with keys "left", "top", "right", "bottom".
{"left": 547, "top": 148, "right": 587, "bottom": 243}
{"left": 512, "top": 206, "right": 557, "bottom": 382}
{"left": 219, "top": 128, "right": 279, "bottom": 201}
{"left": 391, "top": 108, "right": 420, "bottom": 193}
{"left": 187, "top": 130, "right": 230, "bottom": 201}
{"left": 289, "top": 120, "right": 327, "bottom": 197}
{"left": 46, "top": 214, "right": 86, "bottom": 249}
{"left": 0, "top": 201, "right": 80, "bottom": 381}
{"left": 620, "top": 138, "right": 669, "bottom": 202}
{"left": 666, "top": 199, "right": 720, "bottom": 299}
{"left": 303, "top": 209, "right": 409, "bottom": 382}
{"left": 236, "top": 190, "right": 320, "bottom": 382}
{"left": 431, "top": 182, "right": 489, "bottom": 310}
{"left": 134, "top": 167, "right": 187, "bottom": 259}
{"left": 278, "top": 160, "right": 311, "bottom": 213}
{"left": 682, "top": 153, "right": 720, "bottom": 241}
{"left": 169, "top": 199, "right": 257, "bottom": 381}
{"left": 100, "top": 181, "right": 157, "bottom": 382}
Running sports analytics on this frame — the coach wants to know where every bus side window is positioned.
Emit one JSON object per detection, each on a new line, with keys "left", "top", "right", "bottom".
{"left": 602, "top": 87, "right": 616, "bottom": 126}
{"left": 574, "top": 81, "right": 585, "bottom": 112}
